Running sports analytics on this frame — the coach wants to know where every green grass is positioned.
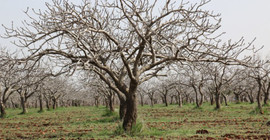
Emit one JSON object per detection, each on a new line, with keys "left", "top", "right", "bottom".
{"left": 0, "top": 103, "right": 269, "bottom": 139}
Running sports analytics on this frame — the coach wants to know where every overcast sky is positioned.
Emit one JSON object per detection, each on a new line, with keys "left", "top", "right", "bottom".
{"left": 0, "top": 0, "right": 269, "bottom": 57}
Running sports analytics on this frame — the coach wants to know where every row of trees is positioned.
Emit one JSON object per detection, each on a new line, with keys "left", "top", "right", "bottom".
{"left": 1, "top": 0, "right": 268, "bottom": 131}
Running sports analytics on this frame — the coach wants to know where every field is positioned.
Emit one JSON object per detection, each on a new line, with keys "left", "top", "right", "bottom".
{"left": 0, "top": 103, "right": 270, "bottom": 139}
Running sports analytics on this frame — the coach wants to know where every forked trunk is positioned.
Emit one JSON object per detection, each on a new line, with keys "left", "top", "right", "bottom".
{"left": 222, "top": 94, "right": 228, "bottom": 106}
{"left": 52, "top": 98, "right": 57, "bottom": 109}
{"left": 45, "top": 99, "right": 51, "bottom": 110}
{"left": 199, "top": 87, "right": 204, "bottom": 106}
{"left": 248, "top": 92, "right": 254, "bottom": 104}
{"left": 193, "top": 85, "right": 201, "bottom": 108}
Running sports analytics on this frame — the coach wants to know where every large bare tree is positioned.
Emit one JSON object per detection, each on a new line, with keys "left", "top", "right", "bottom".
{"left": 2, "top": 0, "right": 253, "bottom": 130}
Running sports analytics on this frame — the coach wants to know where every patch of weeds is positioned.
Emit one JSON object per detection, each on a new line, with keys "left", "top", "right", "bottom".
{"left": 102, "top": 108, "right": 117, "bottom": 117}
{"left": 249, "top": 107, "right": 265, "bottom": 115}
{"left": 192, "top": 106, "right": 203, "bottom": 110}
{"left": 114, "top": 120, "right": 144, "bottom": 137}
{"left": 130, "top": 121, "right": 144, "bottom": 136}
{"left": 96, "top": 116, "right": 119, "bottom": 123}
{"left": 38, "top": 110, "right": 45, "bottom": 113}
{"left": 213, "top": 107, "right": 224, "bottom": 112}
{"left": 143, "top": 127, "right": 166, "bottom": 137}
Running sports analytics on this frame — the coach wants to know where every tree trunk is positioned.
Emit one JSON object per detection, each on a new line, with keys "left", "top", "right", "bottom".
{"left": 20, "top": 96, "right": 28, "bottom": 114}
{"left": 95, "top": 97, "right": 99, "bottom": 107}
{"left": 45, "top": 98, "right": 50, "bottom": 110}
{"left": 234, "top": 92, "right": 240, "bottom": 103}
{"left": 199, "top": 87, "right": 204, "bottom": 106}
{"left": 164, "top": 96, "right": 168, "bottom": 107}
{"left": 222, "top": 94, "right": 228, "bottom": 106}
{"left": 0, "top": 102, "right": 6, "bottom": 118}
{"left": 170, "top": 96, "right": 174, "bottom": 105}
{"left": 210, "top": 94, "right": 214, "bottom": 105}
{"left": 39, "top": 95, "right": 44, "bottom": 112}
{"left": 192, "top": 85, "right": 201, "bottom": 108}
{"left": 257, "top": 79, "right": 263, "bottom": 114}
{"left": 150, "top": 97, "right": 154, "bottom": 107}
{"left": 11, "top": 98, "right": 16, "bottom": 109}
{"left": 52, "top": 98, "right": 57, "bottom": 109}
{"left": 123, "top": 94, "right": 137, "bottom": 131}
{"left": 119, "top": 99, "right": 127, "bottom": 120}
{"left": 178, "top": 94, "right": 182, "bottom": 108}
{"left": 215, "top": 93, "right": 221, "bottom": 109}
{"left": 108, "top": 95, "right": 114, "bottom": 112}
{"left": 123, "top": 82, "right": 138, "bottom": 131}
{"left": 263, "top": 92, "right": 269, "bottom": 106}
{"left": 140, "top": 94, "right": 144, "bottom": 107}
{"left": 35, "top": 99, "right": 38, "bottom": 108}
{"left": 247, "top": 92, "right": 254, "bottom": 104}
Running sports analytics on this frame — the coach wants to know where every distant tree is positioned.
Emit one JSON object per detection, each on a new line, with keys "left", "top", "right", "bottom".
{"left": 16, "top": 63, "right": 49, "bottom": 114}
{"left": 206, "top": 63, "right": 240, "bottom": 109}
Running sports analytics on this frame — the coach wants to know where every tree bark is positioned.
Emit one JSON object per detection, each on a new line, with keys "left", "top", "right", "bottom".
{"left": 222, "top": 93, "right": 228, "bottom": 106}
{"left": 20, "top": 96, "right": 28, "bottom": 114}
{"left": 263, "top": 94, "right": 269, "bottom": 105}
{"left": 257, "top": 78, "right": 263, "bottom": 114}
{"left": 39, "top": 94, "right": 44, "bottom": 112}
{"left": 123, "top": 82, "right": 138, "bottom": 131}
{"left": 0, "top": 102, "right": 6, "bottom": 118}
{"left": 140, "top": 94, "right": 144, "bottom": 107}
{"left": 45, "top": 98, "right": 51, "bottom": 110}
{"left": 150, "top": 97, "right": 154, "bottom": 107}
{"left": 52, "top": 98, "right": 57, "bottom": 109}
{"left": 164, "top": 95, "right": 168, "bottom": 107}
{"left": 247, "top": 92, "right": 254, "bottom": 104}
{"left": 234, "top": 92, "right": 240, "bottom": 103}
{"left": 178, "top": 94, "right": 182, "bottom": 108}
{"left": 199, "top": 86, "right": 204, "bottom": 106}
{"left": 210, "top": 94, "right": 214, "bottom": 105}
{"left": 119, "top": 99, "right": 127, "bottom": 120}
{"left": 215, "top": 93, "right": 221, "bottom": 109}
{"left": 108, "top": 94, "right": 114, "bottom": 112}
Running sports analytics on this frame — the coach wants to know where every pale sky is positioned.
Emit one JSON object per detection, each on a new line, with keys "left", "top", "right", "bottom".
{"left": 0, "top": 0, "right": 269, "bottom": 57}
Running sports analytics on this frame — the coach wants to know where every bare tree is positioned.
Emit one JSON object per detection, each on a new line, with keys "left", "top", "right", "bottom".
{"left": 16, "top": 63, "right": 49, "bottom": 114}
{"left": 3, "top": 0, "right": 254, "bottom": 130}
{"left": 40, "top": 76, "right": 67, "bottom": 110}
{"left": 247, "top": 57, "right": 270, "bottom": 114}
{"left": 206, "top": 63, "right": 240, "bottom": 109}
{"left": 0, "top": 49, "right": 24, "bottom": 117}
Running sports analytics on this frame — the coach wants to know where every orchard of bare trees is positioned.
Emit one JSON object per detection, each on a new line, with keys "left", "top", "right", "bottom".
{"left": 0, "top": 0, "right": 269, "bottom": 133}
